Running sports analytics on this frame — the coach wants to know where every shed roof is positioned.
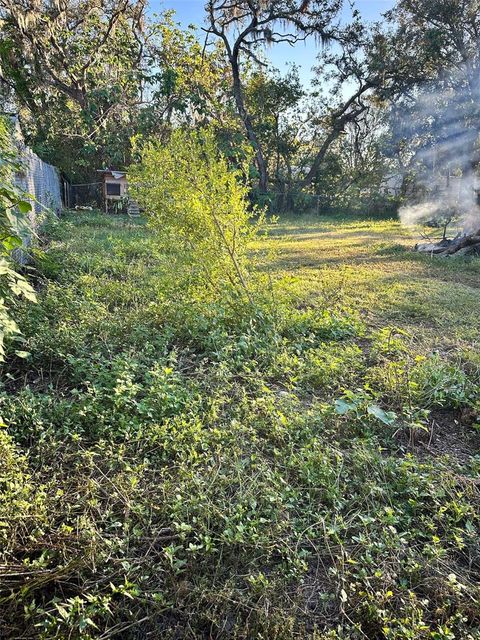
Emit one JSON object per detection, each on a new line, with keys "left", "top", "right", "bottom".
{"left": 96, "top": 169, "right": 127, "bottom": 180}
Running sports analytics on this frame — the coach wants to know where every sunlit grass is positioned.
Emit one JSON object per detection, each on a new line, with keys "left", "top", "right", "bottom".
{"left": 259, "top": 213, "right": 480, "bottom": 348}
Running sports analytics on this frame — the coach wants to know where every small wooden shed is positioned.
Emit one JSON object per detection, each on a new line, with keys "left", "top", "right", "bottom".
{"left": 97, "top": 169, "right": 141, "bottom": 217}
{"left": 97, "top": 169, "right": 128, "bottom": 213}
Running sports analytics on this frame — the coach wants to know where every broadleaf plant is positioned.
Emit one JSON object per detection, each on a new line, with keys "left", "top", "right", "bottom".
{"left": 0, "top": 116, "right": 36, "bottom": 361}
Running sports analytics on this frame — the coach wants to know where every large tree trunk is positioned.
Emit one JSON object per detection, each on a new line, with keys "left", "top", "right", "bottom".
{"left": 299, "top": 83, "right": 372, "bottom": 189}
{"left": 230, "top": 55, "right": 268, "bottom": 193}
{"left": 299, "top": 127, "right": 342, "bottom": 188}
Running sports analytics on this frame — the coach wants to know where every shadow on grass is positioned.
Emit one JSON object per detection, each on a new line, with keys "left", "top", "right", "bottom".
{"left": 261, "top": 250, "right": 416, "bottom": 271}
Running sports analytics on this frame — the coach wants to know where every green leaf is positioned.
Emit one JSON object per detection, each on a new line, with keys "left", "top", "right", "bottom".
{"left": 367, "top": 404, "right": 396, "bottom": 425}
{"left": 2, "top": 234, "right": 22, "bottom": 251}
{"left": 334, "top": 398, "right": 356, "bottom": 415}
{"left": 15, "top": 350, "right": 30, "bottom": 359}
{"left": 17, "top": 200, "right": 32, "bottom": 214}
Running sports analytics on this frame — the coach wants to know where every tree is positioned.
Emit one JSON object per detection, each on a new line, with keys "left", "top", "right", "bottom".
{"left": 385, "top": 0, "right": 480, "bottom": 170}
{"left": 244, "top": 68, "right": 303, "bottom": 193}
{"left": 296, "top": 12, "right": 426, "bottom": 193}
{"left": 144, "top": 17, "right": 234, "bottom": 131}
{"left": 0, "top": 0, "right": 149, "bottom": 180}
{"left": 0, "top": 1, "right": 235, "bottom": 181}
{"left": 322, "top": 109, "right": 399, "bottom": 214}
{"left": 204, "top": 0, "right": 345, "bottom": 192}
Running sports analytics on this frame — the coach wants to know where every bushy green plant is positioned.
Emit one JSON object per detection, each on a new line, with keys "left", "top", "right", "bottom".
{"left": 367, "top": 354, "right": 477, "bottom": 412}
{"left": 129, "top": 129, "right": 265, "bottom": 306}
{"left": 0, "top": 116, "right": 36, "bottom": 360}
{"left": 410, "top": 355, "right": 474, "bottom": 409}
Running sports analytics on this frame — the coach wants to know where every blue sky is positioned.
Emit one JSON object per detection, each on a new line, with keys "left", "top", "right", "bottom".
{"left": 148, "top": 1, "right": 396, "bottom": 86}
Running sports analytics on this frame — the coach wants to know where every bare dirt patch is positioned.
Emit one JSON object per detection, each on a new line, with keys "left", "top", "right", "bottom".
{"left": 410, "top": 408, "right": 480, "bottom": 464}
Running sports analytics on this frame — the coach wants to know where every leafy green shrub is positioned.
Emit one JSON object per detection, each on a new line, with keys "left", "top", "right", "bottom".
{"left": 367, "top": 354, "right": 477, "bottom": 411}
{"left": 0, "top": 115, "right": 37, "bottom": 360}
{"left": 410, "top": 355, "right": 475, "bottom": 409}
{"left": 129, "top": 129, "right": 265, "bottom": 306}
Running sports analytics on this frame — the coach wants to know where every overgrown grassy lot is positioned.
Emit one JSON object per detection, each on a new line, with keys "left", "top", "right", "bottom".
{"left": 2, "top": 212, "right": 480, "bottom": 639}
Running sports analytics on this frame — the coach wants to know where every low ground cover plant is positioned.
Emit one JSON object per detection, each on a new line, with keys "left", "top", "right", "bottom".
{"left": 0, "top": 210, "right": 479, "bottom": 639}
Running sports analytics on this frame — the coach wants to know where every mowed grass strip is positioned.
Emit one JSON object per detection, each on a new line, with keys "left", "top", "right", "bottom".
{"left": 260, "top": 214, "right": 480, "bottom": 344}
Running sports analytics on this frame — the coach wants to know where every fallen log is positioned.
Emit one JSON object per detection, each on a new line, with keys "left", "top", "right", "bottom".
{"left": 442, "top": 231, "right": 480, "bottom": 255}
{"left": 416, "top": 228, "right": 480, "bottom": 256}
{"left": 451, "top": 243, "right": 480, "bottom": 256}
{"left": 416, "top": 239, "right": 452, "bottom": 254}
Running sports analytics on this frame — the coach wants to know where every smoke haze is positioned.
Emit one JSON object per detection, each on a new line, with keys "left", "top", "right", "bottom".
{"left": 396, "top": 65, "right": 480, "bottom": 235}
